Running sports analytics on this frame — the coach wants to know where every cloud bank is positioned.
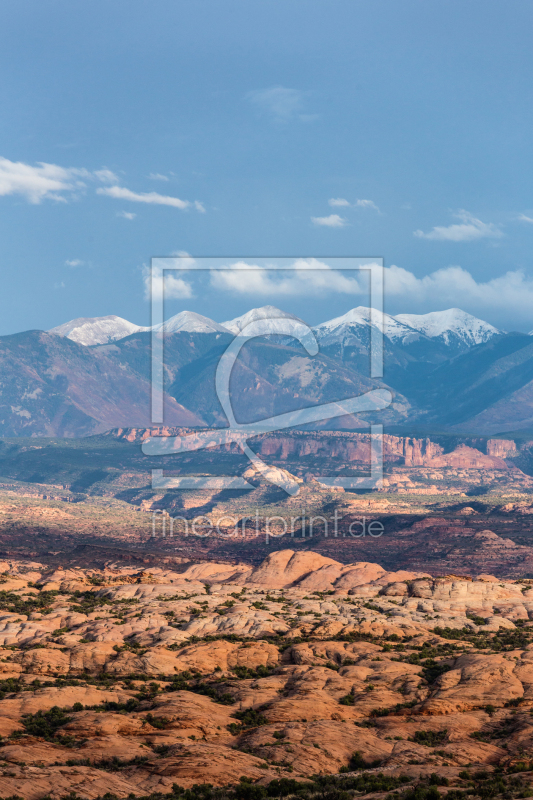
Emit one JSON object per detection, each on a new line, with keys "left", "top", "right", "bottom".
{"left": 210, "top": 259, "right": 533, "bottom": 325}
{"left": 141, "top": 256, "right": 533, "bottom": 328}
{"left": 383, "top": 264, "right": 533, "bottom": 318}
{"left": 210, "top": 259, "right": 363, "bottom": 296}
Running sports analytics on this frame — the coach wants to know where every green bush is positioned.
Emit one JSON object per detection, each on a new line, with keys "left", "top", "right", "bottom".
{"left": 21, "top": 706, "right": 72, "bottom": 740}
{"left": 410, "top": 729, "right": 448, "bottom": 747}
{"left": 349, "top": 751, "right": 382, "bottom": 770}
{"left": 339, "top": 694, "right": 354, "bottom": 706}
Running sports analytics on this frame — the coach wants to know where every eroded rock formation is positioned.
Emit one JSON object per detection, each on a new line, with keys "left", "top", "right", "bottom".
{"left": 0, "top": 550, "right": 531, "bottom": 796}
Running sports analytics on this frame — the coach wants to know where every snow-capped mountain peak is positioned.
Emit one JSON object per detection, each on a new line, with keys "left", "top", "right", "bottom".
{"left": 394, "top": 308, "right": 500, "bottom": 347}
{"left": 48, "top": 305, "right": 501, "bottom": 353}
{"left": 48, "top": 315, "right": 146, "bottom": 346}
{"left": 314, "top": 306, "right": 421, "bottom": 345}
{"left": 153, "top": 311, "right": 230, "bottom": 335}
{"left": 222, "top": 305, "right": 305, "bottom": 335}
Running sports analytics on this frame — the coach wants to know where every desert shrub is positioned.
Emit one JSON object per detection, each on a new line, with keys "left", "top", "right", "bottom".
{"left": 432, "top": 626, "right": 469, "bottom": 640}
{"left": 232, "top": 665, "right": 271, "bottom": 680}
{"left": 192, "top": 682, "right": 234, "bottom": 705}
{"left": 101, "top": 698, "right": 140, "bottom": 712}
{"left": 466, "top": 613, "right": 486, "bottom": 626}
{"left": 228, "top": 707, "right": 269, "bottom": 733}
{"left": 421, "top": 659, "right": 451, "bottom": 684}
{"left": 505, "top": 696, "right": 525, "bottom": 707}
{"left": 0, "top": 589, "right": 59, "bottom": 615}
{"left": 234, "top": 783, "right": 266, "bottom": 800}
{"left": 369, "top": 700, "right": 417, "bottom": 717}
{"left": 67, "top": 755, "right": 150, "bottom": 771}
{"left": 410, "top": 729, "right": 448, "bottom": 747}
{"left": 152, "top": 743, "right": 172, "bottom": 756}
{"left": 348, "top": 751, "right": 382, "bottom": 770}
{"left": 166, "top": 674, "right": 233, "bottom": 705}
{"left": 432, "top": 625, "right": 533, "bottom": 652}
{"left": 389, "top": 787, "right": 444, "bottom": 800}
{"left": 21, "top": 705, "right": 72, "bottom": 740}
{"left": 0, "top": 677, "right": 23, "bottom": 699}
{"left": 44, "top": 770, "right": 412, "bottom": 800}
{"left": 145, "top": 713, "right": 171, "bottom": 729}
{"left": 339, "top": 694, "right": 354, "bottom": 706}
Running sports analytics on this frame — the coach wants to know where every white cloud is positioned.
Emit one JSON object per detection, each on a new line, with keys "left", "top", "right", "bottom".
{"left": 0, "top": 156, "right": 89, "bottom": 203}
{"left": 247, "top": 86, "right": 311, "bottom": 122}
{"left": 414, "top": 210, "right": 503, "bottom": 242}
{"left": 382, "top": 263, "right": 533, "bottom": 323}
{"left": 311, "top": 214, "right": 347, "bottom": 228}
{"left": 328, "top": 198, "right": 380, "bottom": 212}
{"left": 142, "top": 253, "right": 195, "bottom": 301}
{"left": 169, "top": 251, "right": 196, "bottom": 269}
{"left": 210, "top": 258, "right": 533, "bottom": 325}
{"left": 354, "top": 198, "right": 380, "bottom": 212}
{"left": 209, "top": 258, "right": 363, "bottom": 296}
{"left": 148, "top": 173, "right": 169, "bottom": 181}
{"left": 97, "top": 185, "right": 192, "bottom": 209}
{"left": 328, "top": 198, "right": 350, "bottom": 207}
{"left": 65, "top": 259, "right": 83, "bottom": 267}
{"left": 140, "top": 253, "right": 533, "bottom": 326}
{"left": 94, "top": 168, "right": 119, "bottom": 183}
{"left": 143, "top": 269, "right": 194, "bottom": 301}
{"left": 117, "top": 210, "right": 136, "bottom": 220}
{"left": 159, "top": 274, "right": 193, "bottom": 299}
{"left": 0, "top": 157, "right": 121, "bottom": 204}
{"left": 0, "top": 157, "right": 204, "bottom": 213}
{"left": 54, "top": 281, "right": 66, "bottom": 289}
{"left": 518, "top": 213, "right": 533, "bottom": 223}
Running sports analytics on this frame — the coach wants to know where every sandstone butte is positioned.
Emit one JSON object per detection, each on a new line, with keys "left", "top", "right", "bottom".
{"left": 0, "top": 549, "right": 533, "bottom": 797}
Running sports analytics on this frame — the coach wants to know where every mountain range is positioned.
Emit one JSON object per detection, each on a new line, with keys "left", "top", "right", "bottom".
{"left": 48, "top": 305, "right": 501, "bottom": 351}
{"left": 1, "top": 305, "right": 532, "bottom": 437}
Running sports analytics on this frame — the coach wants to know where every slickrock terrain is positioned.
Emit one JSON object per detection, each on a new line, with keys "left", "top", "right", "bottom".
{"left": 0, "top": 550, "right": 532, "bottom": 798}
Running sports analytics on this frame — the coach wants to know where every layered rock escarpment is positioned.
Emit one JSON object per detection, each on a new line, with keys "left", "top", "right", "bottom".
{"left": 109, "top": 427, "right": 520, "bottom": 469}
{"left": 0, "top": 550, "right": 532, "bottom": 796}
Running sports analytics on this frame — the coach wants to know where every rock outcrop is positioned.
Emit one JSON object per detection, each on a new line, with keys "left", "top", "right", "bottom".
{"left": 0, "top": 550, "right": 532, "bottom": 797}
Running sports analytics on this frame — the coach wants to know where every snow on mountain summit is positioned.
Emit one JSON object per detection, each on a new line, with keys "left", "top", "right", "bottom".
{"left": 394, "top": 308, "right": 500, "bottom": 347}
{"left": 50, "top": 311, "right": 229, "bottom": 344}
{"left": 222, "top": 306, "right": 305, "bottom": 335}
{"left": 315, "top": 306, "right": 421, "bottom": 345}
{"left": 313, "top": 306, "right": 500, "bottom": 352}
{"left": 49, "top": 315, "right": 145, "bottom": 346}
{"left": 48, "top": 305, "right": 501, "bottom": 352}
{"left": 153, "top": 311, "right": 230, "bottom": 334}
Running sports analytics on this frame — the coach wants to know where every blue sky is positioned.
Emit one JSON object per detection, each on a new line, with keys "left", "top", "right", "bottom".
{"left": 2, "top": 0, "right": 533, "bottom": 334}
